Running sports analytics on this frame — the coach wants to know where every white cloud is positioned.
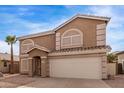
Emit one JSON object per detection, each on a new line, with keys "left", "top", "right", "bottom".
{"left": 64, "top": 5, "right": 78, "bottom": 9}
{"left": 88, "top": 6, "right": 124, "bottom": 51}
{"left": 18, "top": 7, "right": 29, "bottom": 12}
{"left": 0, "top": 13, "right": 51, "bottom": 35}
{"left": 27, "top": 16, "right": 69, "bottom": 34}
{"left": 0, "top": 40, "right": 19, "bottom": 55}
{"left": 2, "top": 6, "right": 124, "bottom": 53}
{"left": 0, "top": 12, "right": 70, "bottom": 35}
{"left": 16, "top": 6, "right": 35, "bottom": 16}
{"left": 88, "top": 6, "right": 124, "bottom": 28}
{"left": 0, "top": 13, "right": 68, "bottom": 55}
{"left": 0, "top": 40, "right": 10, "bottom": 53}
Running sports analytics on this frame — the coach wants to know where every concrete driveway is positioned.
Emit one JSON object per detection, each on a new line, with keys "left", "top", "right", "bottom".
{"left": 104, "top": 75, "right": 124, "bottom": 88}
{"left": 18, "top": 77, "right": 110, "bottom": 88}
{"left": 0, "top": 75, "right": 110, "bottom": 88}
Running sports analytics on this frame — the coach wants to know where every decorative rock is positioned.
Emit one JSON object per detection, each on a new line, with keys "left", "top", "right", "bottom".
{"left": 0, "top": 72, "right": 3, "bottom": 77}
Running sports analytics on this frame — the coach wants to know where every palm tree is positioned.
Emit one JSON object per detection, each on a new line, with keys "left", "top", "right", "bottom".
{"left": 107, "top": 53, "right": 117, "bottom": 63}
{"left": 5, "top": 35, "right": 17, "bottom": 74}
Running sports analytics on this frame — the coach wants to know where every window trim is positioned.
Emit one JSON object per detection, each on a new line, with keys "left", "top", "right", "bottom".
{"left": 21, "top": 58, "right": 29, "bottom": 72}
{"left": 61, "top": 29, "right": 83, "bottom": 48}
{"left": 21, "top": 39, "right": 34, "bottom": 53}
{"left": 3, "top": 60, "right": 7, "bottom": 67}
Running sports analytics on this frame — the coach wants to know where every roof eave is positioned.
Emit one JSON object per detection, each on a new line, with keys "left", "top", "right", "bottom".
{"left": 53, "top": 14, "right": 111, "bottom": 32}
{"left": 17, "top": 31, "right": 55, "bottom": 40}
{"left": 78, "top": 15, "right": 111, "bottom": 22}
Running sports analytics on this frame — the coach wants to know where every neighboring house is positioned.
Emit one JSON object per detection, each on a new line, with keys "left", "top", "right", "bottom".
{"left": 115, "top": 51, "right": 124, "bottom": 74}
{"left": 0, "top": 53, "right": 19, "bottom": 73}
{"left": 18, "top": 14, "right": 111, "bottom": 79}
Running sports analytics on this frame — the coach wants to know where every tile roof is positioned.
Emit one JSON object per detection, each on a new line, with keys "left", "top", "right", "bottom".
{"left": 51, "top": 45, "right": 111, "bottom": 53}
{"left": 112, "top": 51, "right": 121, "bottom": 55}
{"left": 115, "top": 51, "right": 124, "bottom": 55}
{"left": 0, "top": 53, "right": 19, "bottom": 61}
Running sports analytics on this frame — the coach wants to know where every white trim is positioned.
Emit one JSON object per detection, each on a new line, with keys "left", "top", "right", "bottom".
{"left": 96, "top": 24, "right": 106, "bottom": 46}
{"left": 22, "top": 43, "right": 33, "bottom": 46}
{"left": 62, "top": 28, "right": 83, "bottom": 37}
{"left": 28, "top": 58, "right": 33, "bottom": 59}
{"left": 26, "top": 44, "right": 50, "bottom": 53}
{"left": 96, "top": 29, "right": 105, "bottom": 35}
{"left": 122, "top": 59, "right": 124, "bottom": 71}
{"left": 96, "top": 24, "right": 106, "bottom": 30}
{"left": 20, "top": 58, "right": 29, "bottom": 72}
{"left": 20, "top": 54, "right": 29, "bottom": 58}
{"left": 21, "top": 39, "right": 34, "bottom": 54}
{"left": 62, "top": 34, "right": 81, "bottom": 38}
{"left": 41, "top": 56, "right": 47, "bottom": 59}
{"left": 21, "top": 39, "right": 34, "bottom": 45}
{"left": 61, "top": 28, "right": 83, "bottom": 48}
{"left": 21, "top": 43, "right": 34, "bottom": 53}
{"left": 78, "top": 15, "right": 110, "bottom": 21}
{"left": 18, "top": 31, "right": 55, "bottom": 40}
{"left": 56, "top": 33, "right": 61, "bottom": 50}
{"left": 97, "top": 41, "right": 105, "bottom": 46}
{"left": 41, "top": 60, "right": 45, "bottom": 63}
{"left": 62, "top": 35, "right": 82, "bottom": 47}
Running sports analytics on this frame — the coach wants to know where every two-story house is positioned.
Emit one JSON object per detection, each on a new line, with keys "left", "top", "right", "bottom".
{"left": 18, "top": 14, "right": 111, "bottom": 79}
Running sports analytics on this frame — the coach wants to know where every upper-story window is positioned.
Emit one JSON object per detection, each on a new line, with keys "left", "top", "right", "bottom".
{"left": 21, "top": 39, "right": 34, "bottom": 53}
{"left": 61, "top": 29, "right": 83, "bottom": 48}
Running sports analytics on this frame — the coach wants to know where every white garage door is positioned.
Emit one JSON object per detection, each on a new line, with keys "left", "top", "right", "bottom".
{"left": 49, "top": 57, "right": 102, "bottom": 79}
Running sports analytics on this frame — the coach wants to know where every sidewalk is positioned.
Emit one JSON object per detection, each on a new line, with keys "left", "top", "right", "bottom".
{"left": 0, "top": 74, "right": 20, "bottom": 80}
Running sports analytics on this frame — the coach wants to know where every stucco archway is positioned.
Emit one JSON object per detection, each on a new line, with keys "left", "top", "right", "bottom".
{"left": 28, "top": 48, "right": 49, "bottom": 77}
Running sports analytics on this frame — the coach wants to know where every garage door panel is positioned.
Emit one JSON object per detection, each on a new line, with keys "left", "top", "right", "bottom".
{"left": 50, "top": 57, "right": 102, "bottom": 79}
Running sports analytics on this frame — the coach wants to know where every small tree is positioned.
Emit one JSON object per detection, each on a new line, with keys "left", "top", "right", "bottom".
{"left": 5, "top": 35, "right": 17, "bottom": 74}
{"left": 107, "top": 53, "right": 117, "bottom": 63}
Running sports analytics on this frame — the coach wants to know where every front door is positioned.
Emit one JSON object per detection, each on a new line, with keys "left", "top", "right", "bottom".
{"left": 33, "top": 56, "right": 41, "bottom": 76}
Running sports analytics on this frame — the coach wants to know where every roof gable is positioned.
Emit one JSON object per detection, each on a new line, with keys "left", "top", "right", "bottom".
{"left": 18, "top": 14, "right": 110, "bottom": 40}
{"left": 53, "top": 14, "right": 110, "bottom": 32}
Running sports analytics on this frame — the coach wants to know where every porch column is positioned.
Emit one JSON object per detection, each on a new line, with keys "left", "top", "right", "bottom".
{"left": 28, "top": 57, "right": 33, "bottom": 77}
{"left": 41, "top": 56, "right": 47, "bottom": 78}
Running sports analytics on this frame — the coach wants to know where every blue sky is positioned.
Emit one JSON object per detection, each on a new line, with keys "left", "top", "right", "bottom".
{"left": 0, "top": 5, "right": 124, "bottom": 55}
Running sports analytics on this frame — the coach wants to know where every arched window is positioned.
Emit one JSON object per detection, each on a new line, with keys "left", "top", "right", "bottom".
{"left": 21, "top": 39, "right": 34, "bottom": 53}
{"left": 61, "top": 28, "right": 83, "bottom": 48}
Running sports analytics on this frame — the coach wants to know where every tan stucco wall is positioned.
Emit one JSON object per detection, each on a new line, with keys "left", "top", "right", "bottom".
{"left": 19, "top": 17, "right": 108, "bottom": 78}
{"left": 107, "top": 63, "right": 117, "bottom": 76}
{"left": 0, "top": 61, "right": 9, "bottom": 73}
{"left": 117, "top": 53, "right": 124, "bottom": 64}
{"left": 20, "top": 17, "right": 106, "bottom": 55}
{"left": 20, "top": 34, "right": 55, "bottom": 55}
{"left": 56, "top": 17, "right": 106, "bottom": 47}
